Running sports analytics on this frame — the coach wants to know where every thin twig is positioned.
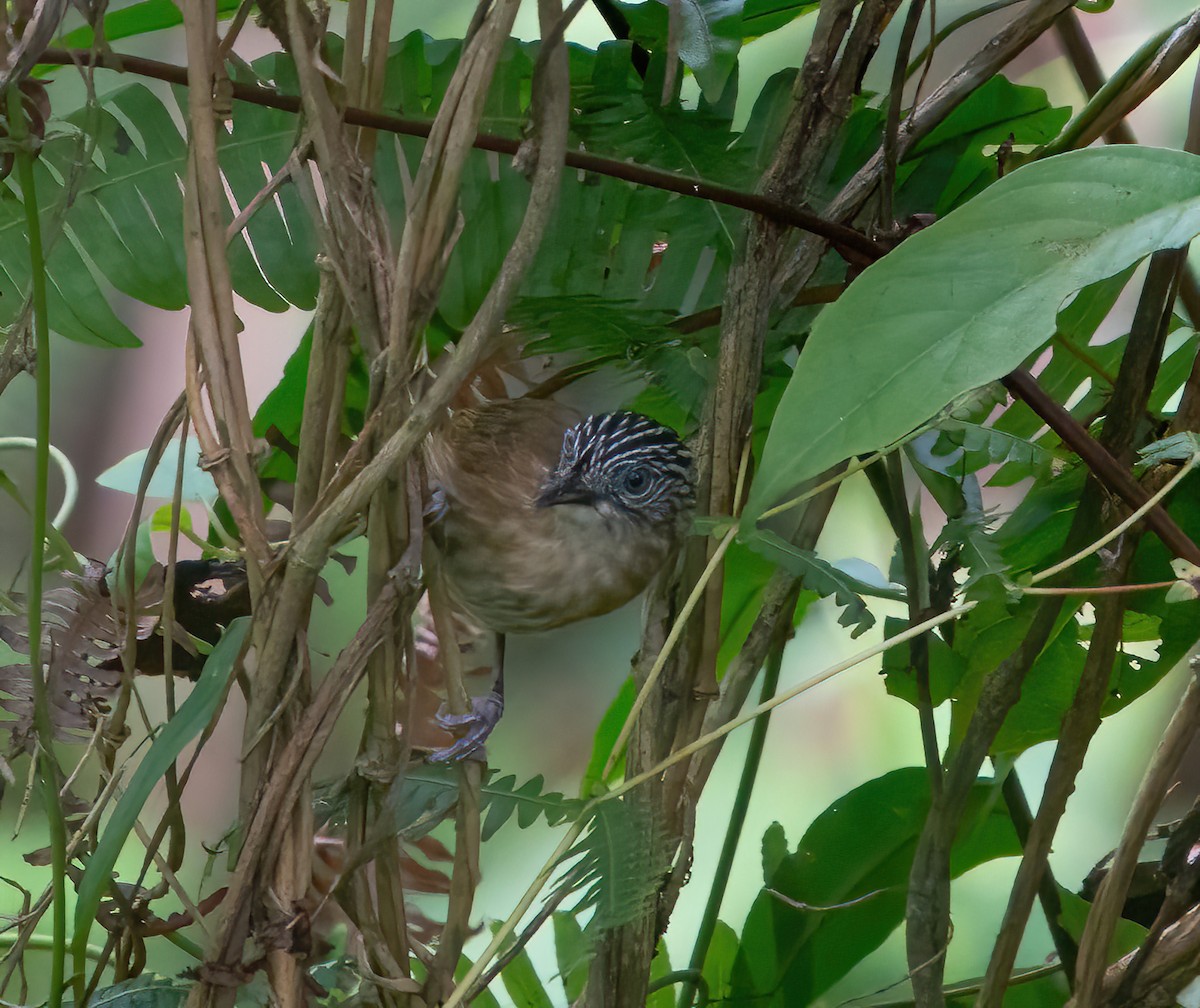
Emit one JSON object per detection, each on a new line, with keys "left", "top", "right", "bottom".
{"left": 1003, "top": 369, "right": 1200, "bottom": 566}
{"left": 880, "top": 0, "right": 927, "bottom": 230}
{"left": 1072, "top": 664, "right": 1200, "bottom": 1007}
{"left": 601, "top": 526, "right": 736, "bottom": 781}
{"left": 999, "top": 769, "right": 1078, "bottom": 978}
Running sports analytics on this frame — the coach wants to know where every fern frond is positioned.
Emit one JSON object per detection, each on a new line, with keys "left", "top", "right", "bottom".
{"left": 550, "top": 797, "right": 669, "bottom": 934}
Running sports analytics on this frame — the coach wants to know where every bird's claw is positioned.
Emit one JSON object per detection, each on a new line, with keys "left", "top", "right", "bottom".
{"left": 427, "top": 690, "right": 504, "bottom": 762}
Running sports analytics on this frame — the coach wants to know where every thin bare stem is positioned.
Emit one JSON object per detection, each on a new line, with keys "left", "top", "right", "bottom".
{"left": 1072, "top": 664, "right": 1200, "bottom": 1007}
{"left": 600, "top": 525, "right": 737, "bottom": 782}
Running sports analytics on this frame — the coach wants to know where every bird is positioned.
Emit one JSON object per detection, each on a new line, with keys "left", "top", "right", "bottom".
{"left": 424, "top": 399, "right": 695, "bottom": 760}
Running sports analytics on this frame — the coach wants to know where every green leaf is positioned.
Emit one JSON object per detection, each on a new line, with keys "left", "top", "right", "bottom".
{"left": 702, "top": 919, "right": 740, "bottom": 1000}
{"left": 730, "top": 768, "right": 1020, "bottom": 1004}
{"left": 746, "top": 146, "right": 1200, "bottom": 525}
{"left": 552, "top": 798, "right": 667, "bottom": 933}
{"left": 580, "top": 676, "right": 635, "bottom": 798}
{"left": 987, "top": 268, "right": 1134, "bottom": 473}
{"left": 899, "top": 77, "right": 1071, "bottom": 217}
{"left": 761, "top": 821, "right": 788, "bottom": 883}
{"left": 1137, "top": 431, "right": 1200, "bottom": 466}
{"left": 72, "top": 974, "right": 191, "bottom": 1008}
{"left": 481, "top": 773, "right": 578, "bottom": 840}
{"left": 510, "top": 296, "right": 679, "bottom": 359}
{"left": 746, "top": 529, "right": 905, "bottom": 637}
{"left": 252, "top": 328, "right": 370, "bottom": 443}
{"left": 904, "top": 444, "right": 1009, "bottom": 591}
{"left": 717, "top": 539, "right": 791, "bottom": 672}
{"left": 925, "top": 419, "right": 1055, "bottom": 480}
{"left": 741, "top": 0, "right": 818, "bottom": 37}
{"left": 72, "top": 619, "right": 250, "bottom": 972}
{"left": 1057, "top": 884, "right": 1146, "bottom": 959}
{"left": 383, "top": 766, "right": 580, "bottom": 841}
{"left": 1149, "top": 324, "right": 1198, "bottom": 415}
{"left": 96, "top": 437, "right": 219, "bottom": 504}
{"left": 881, "top": 613, "right": 966, "bottom": 708}
{"left": 149, "top": 504, "right": 194, "bottom": 536}
{"left": 496, "top": 926, "right": 555, "bottom": 1008}
{"left": 453, "top": 955, "right": 501, "bottom": 1008}
{"left": 615, "top": 0, "right": 816, "bottom": 51}
{"left": 54, "top": 0, "right": 241, "bottom": 48}
{"left": 677, "top": 0, "right": 745, "bottom": 101}
{"left": 552, "top": 912, "right": 590, "bottom": 1003}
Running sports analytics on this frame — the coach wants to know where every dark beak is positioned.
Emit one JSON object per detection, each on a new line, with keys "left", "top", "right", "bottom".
{"left": 535, "top": 479, "right": 594, "bottom": 508}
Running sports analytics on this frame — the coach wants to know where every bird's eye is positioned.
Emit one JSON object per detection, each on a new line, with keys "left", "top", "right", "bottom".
{"left": 622, "top": 467, "right": 650, "bottom": 495}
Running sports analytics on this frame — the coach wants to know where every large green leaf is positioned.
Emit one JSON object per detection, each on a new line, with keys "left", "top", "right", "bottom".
{"left": 12, "top": 33, "right": 746, "bottom": 353}
{"left": 745, "top": 146, "right": 1200, "bottom": 525}
{"left": 729, "top": 768, "right": 1020, "bottom": 1005}
{"left": 54, "top": 0, "right": 243, "bottom": 48}
{"left": 12, "top": 80, "right": 303, "bottom": 346}
{"left": 96, "top": 437, "right": 219, "bottom": 504}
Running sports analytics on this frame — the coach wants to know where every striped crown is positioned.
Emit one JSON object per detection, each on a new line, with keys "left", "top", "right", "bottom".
{"left": 537, "top": 412, "right": 694, "bottom": 524}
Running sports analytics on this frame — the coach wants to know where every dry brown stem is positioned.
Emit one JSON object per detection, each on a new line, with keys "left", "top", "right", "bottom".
{"left": 581, "top": 3, "right": 900, "bottom": 1003}
{"left": 1070, "top": 903, "right": 1200, "bottom": 1008}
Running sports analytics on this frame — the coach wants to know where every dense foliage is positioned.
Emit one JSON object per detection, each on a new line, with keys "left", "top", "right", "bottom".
{"left": 3, "top": 2, "right": 1200, "bottom": 1007}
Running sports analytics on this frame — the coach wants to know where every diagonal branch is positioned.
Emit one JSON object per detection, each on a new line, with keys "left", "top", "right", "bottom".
{"left": 36, "top": 46, "right": 886, "bottom": 264}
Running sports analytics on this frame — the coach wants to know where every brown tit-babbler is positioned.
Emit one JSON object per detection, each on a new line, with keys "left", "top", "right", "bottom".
{"left": 425, "top": 399, "right": 694, "bottom": 760}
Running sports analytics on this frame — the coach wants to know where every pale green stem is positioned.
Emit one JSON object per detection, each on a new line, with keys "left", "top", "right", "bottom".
{"left": 7, "top": 84, "right": 73, "bottom": 1008}
{"left": 0, "top": 437, "right": 80, "bottom": 527}
{"left": 445, "top": 598, "right": 977, "bottom": 1004}
{"left": 600, "top": 525, "right": 738, "bottom": 781}
{"left": 441, "top": 824, "right": 584, "bottom": 1008}
{"left": 611, "top": 600, "right": 976, "bottom": 798}
{"left": 1030, "top": 452, "right": 1199, "bottom": 585}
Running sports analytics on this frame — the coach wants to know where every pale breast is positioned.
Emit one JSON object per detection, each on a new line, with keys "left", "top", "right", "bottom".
{"left": 427, "top": 399, "right": 679, "bottom": 634}
{"left": 438, "top": 501, "right": 672, "bottom": 634}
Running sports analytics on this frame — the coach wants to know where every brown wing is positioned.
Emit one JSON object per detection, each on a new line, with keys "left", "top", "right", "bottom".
{"left": 429, "top": 399, "right": 579, "bottom": 515}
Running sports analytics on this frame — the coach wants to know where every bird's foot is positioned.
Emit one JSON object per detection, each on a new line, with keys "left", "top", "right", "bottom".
{"left": 427, "top": 690, "right": 504, "bottom": 762}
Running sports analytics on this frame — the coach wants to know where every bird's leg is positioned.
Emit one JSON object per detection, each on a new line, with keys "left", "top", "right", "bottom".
{"left": 428, "top": 633, "right": 506, "bottom": 762}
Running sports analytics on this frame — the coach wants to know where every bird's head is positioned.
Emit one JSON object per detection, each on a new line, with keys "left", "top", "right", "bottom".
{"left": 534, "top": 412, "right": 694, "bottom": 526}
